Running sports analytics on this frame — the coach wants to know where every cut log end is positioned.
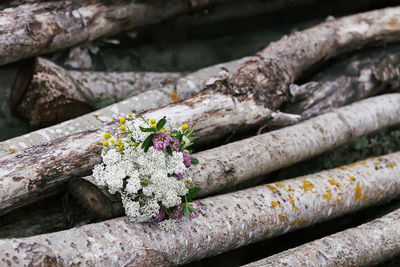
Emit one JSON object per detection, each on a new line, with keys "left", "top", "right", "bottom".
{"left": 68, "top": 178, "right": 123, "bottom": 220}
{"left": 9, "top": 58, "right": 36, "bottom": 114}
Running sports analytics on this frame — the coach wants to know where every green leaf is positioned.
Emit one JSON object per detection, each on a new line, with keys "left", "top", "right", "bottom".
{"left": 139, "top": 126, "right": 155, "bottom": 132}
{"left": 164, "top": 207, "right": 172, "bottom": 219}
{"left": 188, "top": 206, "right": 199, "bottom": 212}
{"left": 156, "top": 117, "right": 166, "bottom": 130}
{"left": 183, "top": 206, "right": 190, "bottom": 218}
{"left": 141, "top": 134, "right": 154, "bottom": 152}
{"left": 166, "top": 146, "right": 172, "bottom": 156}
{"left": 191, "top": 157, "right": 199, "bottom": 164}
{"left": 188, "top": 187, "right": 201, "bottom": 198}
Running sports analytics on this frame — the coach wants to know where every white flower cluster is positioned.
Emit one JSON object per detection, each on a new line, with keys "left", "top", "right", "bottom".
{"left": 92, "top": 119, "right": 189, "bottom": 222}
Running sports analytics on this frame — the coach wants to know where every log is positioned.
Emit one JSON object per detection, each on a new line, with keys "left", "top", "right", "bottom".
{"left": 0, "top": 151, "right": 399, "bottom": 266}
{"left": 0, "top": 0, "right": 233, "bottom": 66}
{"left": 2, "top": 6, "right": 400, "bottom": 156}
{"left": 286, "top": 44, "right": 400, "bottom": 120}
{"left": 242, "top": 207, "right": 400, "bottom": 267}
{"left": 71, "top": 94, "right": 400, "bottom": 219}
{"left": 2, "top": 6, "right": 400, "bottom": 213}
{"left": 11, "top": 57, "right": 183, "bottom": 127}
{"left": 210, "top": 6, "right": 400, "bottom": 108}
{"left": 0, "top": 56, "right": 250, "bottom": 158}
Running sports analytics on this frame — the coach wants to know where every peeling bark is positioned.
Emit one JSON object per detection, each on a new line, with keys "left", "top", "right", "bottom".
{"left": 286, "top": 44, "right": 400, "bottom": 119}
{"left": 11, "top": 57, "right": 183, "bottom": 127}
{"left": 0, "top": 0, "right": 233, "bottom": 66}
{"left": 0, "top": 151, "right": 399, "bottom": 266}
{"left": 0, "top": 89, "right": 276, "bottom": 216}
{"left": 2, "top": 6, "right": 400, "bottom": 156}
{"left": 71, "top": 94, "right": 400, "bottom": 219}
{"left": 0, "top": 57, "right": 249, "bottom": 158}
{"left": 211, "top": 6, "right": 400, "bottom": 107}
{"left": 243, "top": 207, "right": 400, "bottom": 267}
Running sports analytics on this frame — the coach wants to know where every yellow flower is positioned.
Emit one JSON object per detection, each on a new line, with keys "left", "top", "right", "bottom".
{"left": 120, "top": 117, "right": 126, "bottom": 124}
{"left": 150, "top": 118, "right": 156, "bottom": 124}
{"left": 119, "top": 144, "right": 124, "bottom": 151}
{"left": 134, "top": 142, "right": 139, "bottom": 147}
{"left": 128, "top": 113, "right": 133, "bottom": 118}
{"left": 182, "top": 124, "right": 189, "bottom": 131}
{"left": 110, "top": 139, "right": 115, "bottom": 144}
{"left": 152, "top": 124, "right": 157, "bottom": 129}
{"left": 102, "top": 141, "right": 109, "bottom": 147}
{"left": 129, "top": 142, "right": 134, "bottom": 146}
{"left": 120, "top": 125, "right": 126, "bottom": 131}
{"left": 163, "top": 129, "right": 168, "bottom": 133}
{"left": 117, "top": 138, "right": 122, "bottom": 144}
{"left": 104, "top": 132, "right": 111, "bottom": 139}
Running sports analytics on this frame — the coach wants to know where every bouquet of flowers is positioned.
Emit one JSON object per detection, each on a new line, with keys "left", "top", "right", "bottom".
{"left": 92, "top": 114, "right": 200, "bottom": 223}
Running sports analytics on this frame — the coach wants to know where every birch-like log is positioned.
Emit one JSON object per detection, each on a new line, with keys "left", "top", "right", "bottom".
{"left": 72, "top": 93, "right": 400, "bottom": 219}
{"left": 0, "top": 0, "right": 235, "bottom": 66}
{"left": 243, "top": 207, "right": 400, "bottom": 267}
{"left": 0, "top": 56, "right": 250, "bottom": 158}
{"left": 0, "top": 151, "right": 399, "bottom": 266}
{"left": 1, "top": 93, "right": 400, "bottom": 217}
{"left": 11, "top": 57, "right": 183, "bottom": 126}
{"left": 286, "top": 43, "right": 400, "bottom": 119}
{"left": 2, "top": 6, "right": 400, "bottom": 156}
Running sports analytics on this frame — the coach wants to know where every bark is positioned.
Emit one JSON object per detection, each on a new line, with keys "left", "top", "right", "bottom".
{"left": 11, "top": 57, "right": 183, "bottom": 127}
{"left": 2, "top": 6, "right": 400, "bottom": 156}
{"left": 0, "top": 151, "right": 399, "bottom": 266}
{"left": 286, "top": 43, "right": 400, "bottom": 120}
{"left": 0, "top": 89, "right": 277, "bottom": 216}
{"left": 0, "top": 0, "right": 233, "bottom": 66}
{"left": 71, "top": 94, "right": 400, "bottom": 219}
{"left": 211, "top": 6, "right": 400, "bottom": 108}
{"left": 0, "top": 56, "right": 250, "bottom": 158}
{"left": 243, "top": 208, "right": 400, "bottom": 267}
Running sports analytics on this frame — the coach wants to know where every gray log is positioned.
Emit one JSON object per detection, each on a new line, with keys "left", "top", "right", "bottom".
{"left": 0, "top": 150, "right": 399, "bottom": 266}
{"left": 0, "top": 0, "right": 233, "bottom": 66}
{"left": 11, "top": 57, "right": 182, "bottom": 126}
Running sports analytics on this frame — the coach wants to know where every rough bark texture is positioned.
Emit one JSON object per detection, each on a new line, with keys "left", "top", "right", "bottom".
{"left": 0, "top": 89, "right": 275, "bottom": 216}
{"left": 211, "top": 6, "right": 400, "bottom": 107}
{"left": 0, "top": 0, "right": 233, "bottom": 66}
{"left": 2, "top": 6, "right": 400, "bottom": 156}
{"left": 0, "top": 151, "right": 399, "bottom": 266}
{"left": 286, "top": 43, "right": 400, "bottom": 119}
{"left": 71, "top": 94, "right": 400, "bottom": 219}
{"left": 11, "top": 57, "right": 183, "bottom": 127}
{"left": 0, "top": 57, "right": 249, "bottom": 158}
{"left": 243, "top": 208, "right": 400, "bottom": 267}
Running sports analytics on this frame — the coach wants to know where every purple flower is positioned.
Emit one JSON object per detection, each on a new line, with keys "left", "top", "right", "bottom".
{"left": 152, "top": 132, "right": 171, "bottom": 151}
{"left": 174, "top": 172, "right": 184, "bottom": 181}
{"left": 173, "top": 205, "right": 183, "bottom": 219}
{"left": 169, "top": 137, "right": 180, "bottom": 152}
{"left": 188, "top": 202, "right": 199, "bottom": 220}
{"left": 183, "top": 151, "right": 191, "bottom": 167}
{"left": 154, "top": 207, "right": 167, "bottom": 222}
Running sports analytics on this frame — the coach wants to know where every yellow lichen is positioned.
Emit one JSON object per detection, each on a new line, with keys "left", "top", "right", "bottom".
{"left": 388, "top": 162, "right": 394, "bottom": 168}
{"left": 323, "top": 189, "right": 333, "bottom": 202}
{"left": 338, "top": 166, "right": 347, "bottom": 170}
{"left": 266, "top": 184, "right": 278, "bottom": 193}
{"left": 376, "top": 191, "right": 382, "bottom": 200}
{"left": 354, "top": 183, "right": 362, "bottom": 201}
{"left": 292, "top": 205, "right": 299, "bottom": 211}
{"left": 270, "top": 201, "right": 281, "bottom": 209}
{"left": 298, "top": 218, "right": 307, "bottom": 226}
{"left": 9, "top": 148, "right": 15, "bottom": 154}
{"left": 170, "top": 90, "right": 179, "bottom": 102}
{"left": 349, "top": 176, "right": 356, "bottom": 182}
{"left": 274, "top": 182, "right": 285, "bottom": 188}
{"left": 336, "top": 198, "right": 342, "bottom": 205}
{"left": 279, "top": 214, "right": 286, "bottom": 222}
{"left": 302, "top": 180, "right": 314, "bottom": 192}
{"left": 362, "top": 194, "right": 367, "bottom": 201}
{"left": 328, "top": 179, "right": 342, "bottom": 187}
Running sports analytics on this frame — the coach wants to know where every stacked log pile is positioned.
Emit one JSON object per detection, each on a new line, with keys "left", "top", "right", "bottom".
{"left": 0, "top": 2, "right": 399, "bottom": 266}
